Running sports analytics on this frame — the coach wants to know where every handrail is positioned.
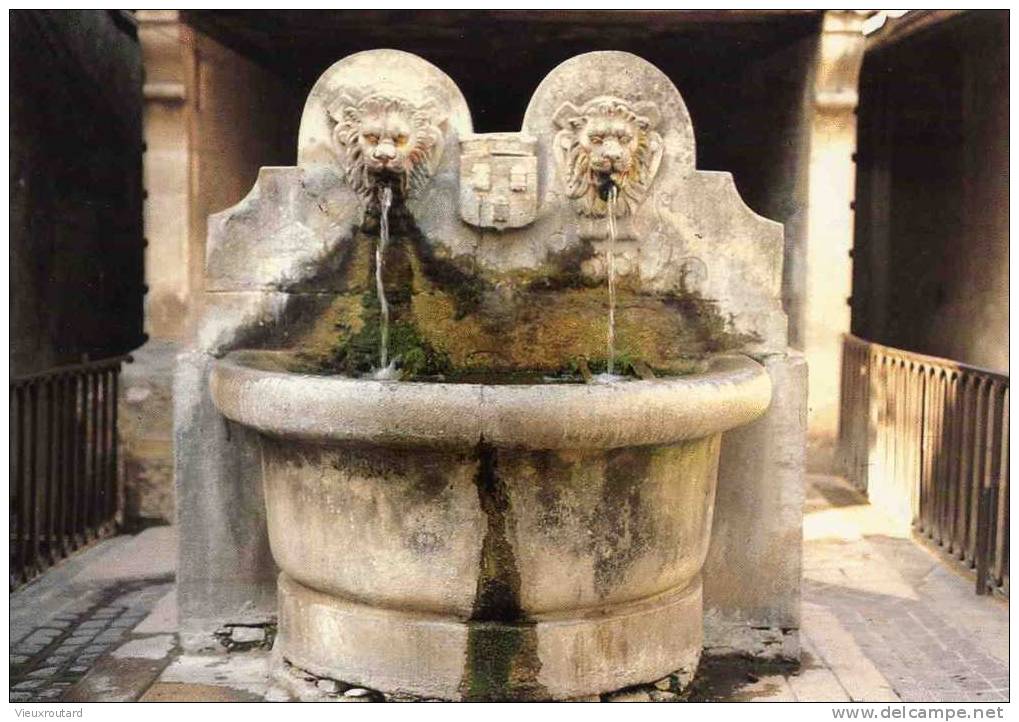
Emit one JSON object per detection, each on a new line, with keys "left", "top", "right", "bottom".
{"left": 843, "top": 334, "right": 1006, "bottom": 383}
{"left": 838, "top": 334, "right": 1009, "bottom": 597}
{"left": 9, "top": 355, "right": 130, "bottom": 590}
{"left": 11, "top": 354, "right": 133, "bottom": 385}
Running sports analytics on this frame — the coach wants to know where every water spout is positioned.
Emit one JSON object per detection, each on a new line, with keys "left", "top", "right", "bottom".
{"left": 376, "top": 185, "right": 393, "bottom": 372}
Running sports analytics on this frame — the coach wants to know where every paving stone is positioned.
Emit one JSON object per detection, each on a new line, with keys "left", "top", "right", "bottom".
{"left": 13, "top": 680, "right": 45, "bottom": 690}
{"left": 10, "top": 655, "right": 30, "bottom": 665}
{"left": 112, "top": 634, "right": 175, "bottom": 660}
{"left": 9, "top": 692, "right": 32, "bottom": 702}
{"left": 15, "top": 638, "right": 47, "bottom": 650}
{"left": 228, "top": 626, "right": 265, "bottom": 644}
{"left": 22, "top": 629, "right": 62, "bottom": 645}
{"left": 91, "top": 607, "right": 125, "bottom": 618}
{"left": 54, "top": 642, "right": 84, "bottom": 655}
{"left": 133, "top": 592, "right": 177, "bottom": 635}
{"left": 28, "top": 666, "right": 60, "bottom": 678}
{"left": 803, "top": 475, "right": 1009, "bottom": 705}
{"left": 139, "top": 682, "right": 263, "bottom": 703}
{"left": 63, "top": 656, "right": 170, "bottom": 702}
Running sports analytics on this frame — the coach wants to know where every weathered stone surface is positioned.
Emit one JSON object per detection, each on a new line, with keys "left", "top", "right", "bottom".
{"left": 204, "top": 166, "right": 359, "bottom": 293}
{"left": 174, "top": 48, "right": 806, "bottom": 696}
{"left": 197, "top": 51, "right": 786, "bottom": 379}
{"left": 315, "top": 679, "right": 339, "bottom": 694}
{"left": 174, "top": 350, "right": 277, "bottom": 651}
{"left": 209, "top": 345, "right": 764, "bottom": 699}
{"left": 62, "top": 655, "right": 169, "bottom": 702}
{"left": 211, "top": 351, "right": 771, "bottom": 450}
{"left": 225, "top": 626, "right": 265, "bottom": 645}
{"left": 139, "top": 682, "right": 263, "bottom": 703}
{"left": 276, "top": 574, "right": 703, "bottom": 701}
{"left": 112, "top": 634, "right": 175, "bottom": 660}
{"left": 120, "top": 340, "right": 178, "bottom": 523}
{"left": 297, "top": 49, "right": 472, "bottom": 171}
{"left": 605, "top": 689, "right": 654, "bottom": 702}
{"left": 703, "top": 352, "right": 807, "bottom": 659}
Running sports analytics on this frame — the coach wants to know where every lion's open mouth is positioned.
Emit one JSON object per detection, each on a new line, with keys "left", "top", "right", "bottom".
{"left": 593, "top": 169, "right": 628, "bottom": 202}
{"left": 366, "top": 166, "right": 406, "bottom": 187}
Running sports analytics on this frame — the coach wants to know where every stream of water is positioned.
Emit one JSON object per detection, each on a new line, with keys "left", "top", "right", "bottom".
{"left": 592, "top": 187, "right": 625, "bottom": 384}
{"left": 606, "top": 186, "right": 618, "bottom": 375}
{"left": 373, "top": 186, "right": 399, "bottom": 380}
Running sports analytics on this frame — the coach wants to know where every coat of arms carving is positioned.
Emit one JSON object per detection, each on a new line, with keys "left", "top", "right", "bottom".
{"left": 459, "top": 133, "right": 538, "bottom": 230}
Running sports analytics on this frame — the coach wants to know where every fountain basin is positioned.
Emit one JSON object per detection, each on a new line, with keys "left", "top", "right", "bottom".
{"left": 209, "top": 350, "right": 772, "bottom": 700}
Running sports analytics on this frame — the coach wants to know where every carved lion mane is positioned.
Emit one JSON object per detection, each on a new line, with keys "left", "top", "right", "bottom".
{"left": 553, "top": 96, "right": 664, "bottom": 218}
{"left": 327, "top": 93, "right": 446, "bottom": 200}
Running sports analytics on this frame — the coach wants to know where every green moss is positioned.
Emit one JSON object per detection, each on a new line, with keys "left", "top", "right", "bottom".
{"left": 320, "top": 290, "right": 452, "bottom": 379}
{"left": 523, "top": 241, "right": 601, "bottom": 292}
{"left": 661, "top": 287, "right": 759, "bottom": 353}
{"left": 462, "top": 623, "right": 542, "bottom": 701}
{"left": 458, "top": 445, "right": 547, "bottom": 701}
{"left": 292, "top": 197, "right": 759, "bottom": 380}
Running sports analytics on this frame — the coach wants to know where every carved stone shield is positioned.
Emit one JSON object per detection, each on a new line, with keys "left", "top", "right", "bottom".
{"left": 459, "top": 133, "right": 538, "bottom": 230}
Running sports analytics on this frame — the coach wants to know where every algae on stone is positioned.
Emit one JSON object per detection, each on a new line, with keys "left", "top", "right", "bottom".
{"left": 289, "top": 201, "right": 756, "bottom": 381}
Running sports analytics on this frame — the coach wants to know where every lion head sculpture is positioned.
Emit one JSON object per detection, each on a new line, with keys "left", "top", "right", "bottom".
{"left": 328, "top": 94, "right": 447, "bottom": 200}
{"left": 553, "top": 96, "right": 664, "bottom": 218}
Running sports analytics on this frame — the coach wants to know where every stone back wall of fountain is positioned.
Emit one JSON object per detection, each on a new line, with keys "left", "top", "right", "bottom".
{"left": 175, "top": 49, "right": 806, "bottom": 659}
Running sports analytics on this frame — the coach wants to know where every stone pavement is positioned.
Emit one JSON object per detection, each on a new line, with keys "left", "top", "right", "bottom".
{"left": 8, "top": 476, "right": 1009, "bottom": 702}
{"left": 9, "top": 527, "right": 176, "bottom": 702}
{"left": 800, "top": 474, "right": 1009, "bottom": 702}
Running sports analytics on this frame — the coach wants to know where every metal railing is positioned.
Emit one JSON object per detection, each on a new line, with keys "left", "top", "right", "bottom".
{"left": 838, "top": 335, "right": 1008, "bottom": 596}
{"left": 10, "top": 355, "right": 131, "bottom": 590}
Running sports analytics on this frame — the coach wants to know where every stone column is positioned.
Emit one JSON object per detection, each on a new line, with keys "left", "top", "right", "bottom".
{"left": 117, "top": 11, "right": 194, "bottom": 525}
{"left": 803, "top": 11, "right": 866, "bottom": 472}
{"left": 122, "top": 12, "right": 302, "bottom": 524}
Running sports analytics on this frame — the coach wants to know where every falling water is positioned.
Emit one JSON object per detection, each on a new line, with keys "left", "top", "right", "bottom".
{"left": 592, "top": 186, "right": 624, "bottom": 385}
{"left": 606, "top": 186, "right": 618, "bottom": 376}
{"left": 373, "top": 186, "right": 399, "bottom": 379}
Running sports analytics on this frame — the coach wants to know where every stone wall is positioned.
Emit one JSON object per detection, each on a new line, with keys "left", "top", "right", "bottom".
{"left": 122, "top": 12, "right": 303, "bottom": 524}
{"left": 803, "top": 12, "right": 866, "bottom": 471}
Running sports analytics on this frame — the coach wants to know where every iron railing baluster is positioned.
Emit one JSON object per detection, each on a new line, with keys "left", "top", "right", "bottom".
{"left": 9, "top": 355, "right": 131, "bottom": 589}
{"left": 838, "top": 334, "right": 1008, "bottom": 597}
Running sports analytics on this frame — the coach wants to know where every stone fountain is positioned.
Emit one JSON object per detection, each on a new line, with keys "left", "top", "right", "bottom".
{"left": 175, "top": 50, "right": 807, "bottom": 701}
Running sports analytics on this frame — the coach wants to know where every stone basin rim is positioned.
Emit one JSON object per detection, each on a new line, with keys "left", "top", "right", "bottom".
{"left": 210, "top": 350, "right": 772, "bottom": 450}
